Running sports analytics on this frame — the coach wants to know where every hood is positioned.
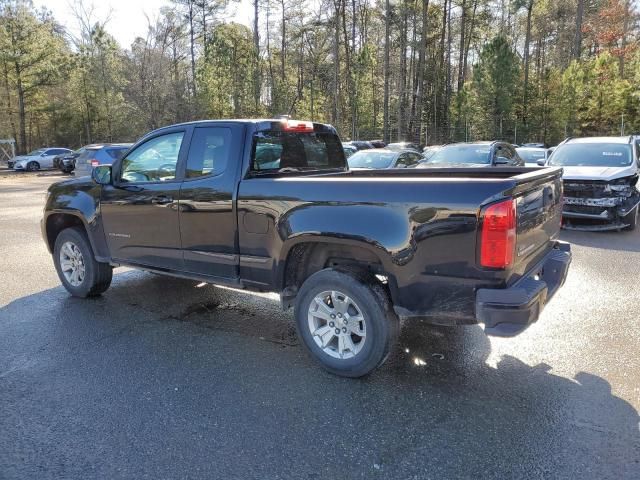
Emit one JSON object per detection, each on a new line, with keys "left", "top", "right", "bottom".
{"left": 561, "top": 164, "right": 638, "bottom": 182}
{"left": 50, "top": 176, "right": 93, "bottom": 190}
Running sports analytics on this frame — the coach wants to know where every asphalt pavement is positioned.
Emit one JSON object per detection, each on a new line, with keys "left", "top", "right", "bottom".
{"left": 1, "top": 173, "right": 639, "bottom": 479}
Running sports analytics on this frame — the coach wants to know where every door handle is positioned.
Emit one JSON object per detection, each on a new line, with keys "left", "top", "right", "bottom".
{"left": 151, "top": 195, "right": 173, "bottom": 205}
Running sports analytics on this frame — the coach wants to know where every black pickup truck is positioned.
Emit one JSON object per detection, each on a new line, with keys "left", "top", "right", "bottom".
{"left": 42, "top": 119, "right": 571, "bottom": 377}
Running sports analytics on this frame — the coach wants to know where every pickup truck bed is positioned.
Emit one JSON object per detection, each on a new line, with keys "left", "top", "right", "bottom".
{"left": 42, "top": 119, "right": 571, "bottom": 377}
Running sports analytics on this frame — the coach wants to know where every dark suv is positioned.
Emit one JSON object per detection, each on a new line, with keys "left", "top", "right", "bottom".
{"left": 54, "top": 149, "right": 83, "bottom": 173}
{"left": 74, "top": 144, "right": 132, "bottom": 176}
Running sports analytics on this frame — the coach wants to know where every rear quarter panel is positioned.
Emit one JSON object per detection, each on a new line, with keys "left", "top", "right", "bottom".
{"left": 238, "top": 175, "right": 519, "bottom": 321}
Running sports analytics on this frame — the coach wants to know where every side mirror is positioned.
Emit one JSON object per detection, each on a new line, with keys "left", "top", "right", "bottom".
{"left": 92, "top": 165, "right": 112, "bottom": 185}
{"left": 494, "top": 156, "right": 511, "bottom": 165}
{"left": 536, "top": 159, "right": 546, "bottom": 166}
{"left": 40, "top": 153, "right": 47, "bottom": 157}
{"left": 395, "top": 163, "right": 407, "bottom": 169}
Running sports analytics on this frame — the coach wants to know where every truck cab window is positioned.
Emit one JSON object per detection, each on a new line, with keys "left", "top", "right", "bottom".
{"left": 120, "top": 132, "right": 184, "bottom": 183}
{"left": 186, "top": 127, "right": 231, "bottom": 178}
{"left": 252, "top": 131, "right": 345, "bottom": 172}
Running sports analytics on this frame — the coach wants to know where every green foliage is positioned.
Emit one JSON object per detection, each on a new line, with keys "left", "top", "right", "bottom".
{"left": 471, "top": 36, "right": 521, "bottom": 140}
{"left": 0, "top": 0, "right": 639, "bottom": 153}
{"left": 198, "top": 23, "right": 258, "bottom": 118}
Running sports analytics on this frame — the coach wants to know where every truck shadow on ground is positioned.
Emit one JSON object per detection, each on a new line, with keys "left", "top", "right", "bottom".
{"left": 2, "top": 271, "right": 639, "bottom": 478}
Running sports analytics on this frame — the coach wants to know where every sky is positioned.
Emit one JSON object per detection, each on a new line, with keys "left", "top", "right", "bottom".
{"left": 37, "top": 0, "right": 254, "bottom": 48}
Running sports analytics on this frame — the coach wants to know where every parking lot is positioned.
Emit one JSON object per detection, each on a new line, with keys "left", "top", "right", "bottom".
{"left": 1, "top": 172, "right": 639, "bottom": 479}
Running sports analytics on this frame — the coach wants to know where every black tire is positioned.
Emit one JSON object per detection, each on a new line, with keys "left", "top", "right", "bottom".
{"left": 53, "top": 227, "right": 112, "bottom": 297}
{"left": 624, "top": 205, "right": 638, "bottom": 231}
{"left": 294, "top": 269, "right": 399, "bottom": 378}
{"left": 26, "top": 161, "right": 40, "bottom": 172}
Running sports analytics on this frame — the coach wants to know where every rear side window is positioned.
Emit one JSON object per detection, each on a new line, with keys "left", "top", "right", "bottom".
{"left": 76, "top": 149, "right": 100, "bottom": 163}
{"left": 185, "top": 127, "right": 231, "bottom": 178}
{"left": 252, "top": 131, "right": 345, "bottom": 172}
{"left": 106, "top": 148, "right": 129, "bottom": 160}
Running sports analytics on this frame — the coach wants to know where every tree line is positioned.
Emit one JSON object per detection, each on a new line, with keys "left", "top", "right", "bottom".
{"left": 0, "top": 0, "right": 638, "bottom": 154}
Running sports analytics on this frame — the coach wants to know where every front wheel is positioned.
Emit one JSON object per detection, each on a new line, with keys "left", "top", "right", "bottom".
{"left": 294, "top": 269, "right": 398, "bottom": 377}
{"left": 53, "top": 227, "right": 113, "bottom": 297}
{"left": 26, "top": 161, "right": 40, "bottom": 172}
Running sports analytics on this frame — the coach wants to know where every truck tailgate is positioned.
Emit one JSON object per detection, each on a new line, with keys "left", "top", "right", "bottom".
{"left": 510, "top": 168, "right": 564, "bottom": 278}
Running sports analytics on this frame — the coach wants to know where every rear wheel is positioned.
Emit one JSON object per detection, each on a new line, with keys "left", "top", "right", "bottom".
{"left": 53, "top": 227, "right": 112, "bottom": 297}
{"left": 624, "top": 205, "right": 638, "bottom": 231}
{"left": 26, "top": 161, "right": 40, "bottom": 172}
{"left": 294, "top": 269, "right": 398, "bottom": 377}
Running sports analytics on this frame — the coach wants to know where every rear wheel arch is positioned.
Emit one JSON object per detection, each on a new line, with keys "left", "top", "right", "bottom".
{"left": 279, "top": 238, "right": 397, "bottom": 309}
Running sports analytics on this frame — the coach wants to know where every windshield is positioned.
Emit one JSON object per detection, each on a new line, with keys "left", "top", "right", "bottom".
{"left": 27, "top": 149, "right": 46, "bottom": 156}
{"left": 549, "top": 143, "right": 632, "bottom": 167}
{"left": 347, "top": 151, "right": 395, "bottom": 169}
{"left": 428, "top": 144, "right": 491, "bottom": 164}
{"left": 517, "top": 148, "right": 547, "bottom": 163}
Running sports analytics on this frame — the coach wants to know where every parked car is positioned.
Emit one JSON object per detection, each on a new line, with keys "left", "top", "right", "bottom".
{"left": 54, "top": 149, "right": 84, "bottom": 173}
{"left": 516, "top": 147, "right": 548, "bottom": 166}
{"left": 522, "top": 142, "right": 546, "bottom": 148}
{"left": 342, "top": 144, "right": 357, "bottom": 159}
{"left": 369, "top": 140, "right": 387, "bottom": 148}
{"left": 343, "top": 140, "right": 374, "bottom": 151}
{"left": 347, "top": 148, "right": 423, "bottom": 169}
{"left": 548, "top": 136, "right": 640, "bottom": 231}
{"left": 74, "top": 143, "right": 132, "bottom": 177}
{"left": 417, "top": 141, "right": 525, "bottom": 168}
{"left": 421, "top": 145, "right": 443, "bottom": 163}
{"left": 546, "top": 146, "right": 556, "bottom": 161}
{"left": 12, "top": 147, "right": 72, "bottom": 171}
{"left": 386, "top": 142, "right": 422, "bottom": 152}
{"left": 42, "top": 118, "right": 570, "bottom": 377}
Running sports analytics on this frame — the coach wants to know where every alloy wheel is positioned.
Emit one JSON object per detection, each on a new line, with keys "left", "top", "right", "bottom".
{"left": 307, "top": 290, "right": 367, "bottom": 359}
{"left": 59, "top": 241, "right": 86, "bottom": 287}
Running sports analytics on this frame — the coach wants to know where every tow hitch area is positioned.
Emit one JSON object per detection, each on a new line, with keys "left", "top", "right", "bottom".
{"left": 562, "top": 177, "right": 640, "bottom": 231}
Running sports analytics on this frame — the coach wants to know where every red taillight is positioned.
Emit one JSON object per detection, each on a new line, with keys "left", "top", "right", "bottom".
{"left": 90, "top": 159, "right": 99, "bottom": 167}
{"left": 480, "top": 199, "right": 517, "bottom": 269}
{"left": 281, "top": 119, "right": 314, "bottom": 132}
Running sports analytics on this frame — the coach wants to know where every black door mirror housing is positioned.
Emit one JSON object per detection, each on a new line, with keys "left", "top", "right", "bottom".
{"left": 92, "top": 165, "right": 112, "bottom": 185}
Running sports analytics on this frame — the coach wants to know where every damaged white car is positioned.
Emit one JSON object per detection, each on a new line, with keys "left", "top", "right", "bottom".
{"left": 547, "top": 136, "right": 639, "bottom": 231}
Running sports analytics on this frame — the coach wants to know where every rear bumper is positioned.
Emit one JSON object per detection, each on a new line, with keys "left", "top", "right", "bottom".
{"left": 475, "top": 241, "right": 571, "bottom": 337}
